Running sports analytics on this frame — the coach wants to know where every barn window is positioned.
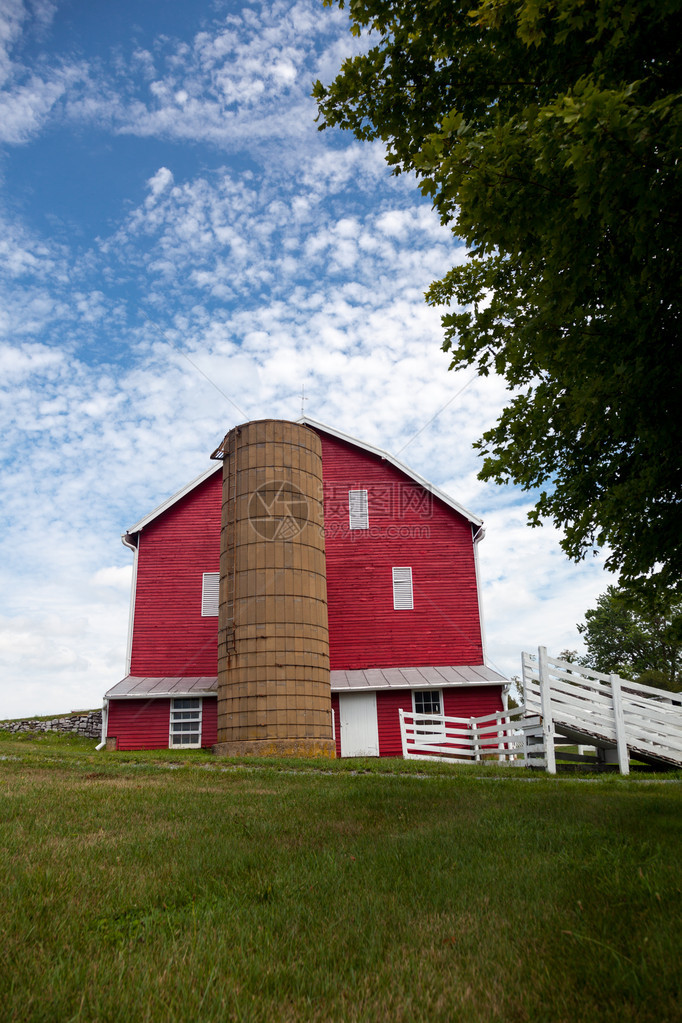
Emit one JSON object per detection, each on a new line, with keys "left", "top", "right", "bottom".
{"left": 201, "top": 572, "right": 219, "bottom": 616}
{"left": 169, "top": 698, "right": 202, "bottom": 748}
{"left": 413, "top": 690, "right": 443, "bottom": 736}
{"left": 349, "top": 489, "right": 369, "bottom": 530}
{"left": 392, "top": 567, "right": 413, "bottom": 609}
{"left": 413, "top": 690, "right": 442, "bottom": 717}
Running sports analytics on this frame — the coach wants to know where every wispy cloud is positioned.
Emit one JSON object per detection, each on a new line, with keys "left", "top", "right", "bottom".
{"left": 0, "top": 0, "right": 82, "bottom": 143}
{"left": 62, "top": 0, "right": 359, "bottom": 152}
{"left": 1, "top": 0, "right": 358, "bottom": 152}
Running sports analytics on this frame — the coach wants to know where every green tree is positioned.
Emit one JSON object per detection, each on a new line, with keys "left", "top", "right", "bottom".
{"left": 314, "top": 0, "right": 682, "bottom": 591}
{"left": 578, "top": 586, "right": 682, "bottom": 691}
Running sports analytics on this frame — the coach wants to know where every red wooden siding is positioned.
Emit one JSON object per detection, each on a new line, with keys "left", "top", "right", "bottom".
{"left": 317, "top": 432, "right": 483, "bottom": 671}
{"left": 130, "top": 472, "right": 222, "bottom": 677}
{"left": 108, "top": 696, "right": 218, "bottom": 751}
{"left": 377, "top": 691, "right": 414, "bottom": 756}
{"left": 201, "top": 697, "right": 218, "bottom": 747}
{"left": 108, "top": 698, "right": 171, "bottom": 750}
{"left": 442, "top": 686, "right": 502, "bottom": 720}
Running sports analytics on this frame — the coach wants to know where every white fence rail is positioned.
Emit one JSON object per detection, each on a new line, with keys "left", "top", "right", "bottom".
{"left": 399, "top": 706, "right": 531, "bottom": 763}
{"left": 522, "top": 648, "right": 682, "bottom": 774}
{"left": 399, "top": 650, "right": 682, "bottom": 774}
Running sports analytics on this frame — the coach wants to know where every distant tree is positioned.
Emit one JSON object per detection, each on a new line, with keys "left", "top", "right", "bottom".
{"left": 314, "top": 0, "right": 682, "bottom": 592}
{"left": 558, "top": 650, "right": 579, "bottom": 665}
{"left": 506, "top": 680, "right": 521, "bottom": 709}
{"left": 578, "top": 586, "right": 682, "bottom": 691}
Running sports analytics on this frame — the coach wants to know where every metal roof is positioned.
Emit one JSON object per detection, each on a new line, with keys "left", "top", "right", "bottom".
{"left": 123, "top": 417, "right": 483, "bottom": 540}
{"left": 330, "top": 664, "right": 506, "bottom": 690}
{"left": 104, "top": 676, "right": 219, "bottom": 699}
{"left": 105, "top": 665, "right": 506, "bottom": 700}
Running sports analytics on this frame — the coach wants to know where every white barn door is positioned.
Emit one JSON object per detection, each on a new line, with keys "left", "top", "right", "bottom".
{"left": 339, "top": 692, "right": 379, "bottom": 757}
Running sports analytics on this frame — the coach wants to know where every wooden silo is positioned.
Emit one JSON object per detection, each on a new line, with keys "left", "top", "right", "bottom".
{"left": 210, "top": 420, "right": 335, "bottom": 757}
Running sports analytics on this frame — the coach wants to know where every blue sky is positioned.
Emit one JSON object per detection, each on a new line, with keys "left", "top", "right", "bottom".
{"left": 0, "top": 0, "right": 611, "bottom": 718}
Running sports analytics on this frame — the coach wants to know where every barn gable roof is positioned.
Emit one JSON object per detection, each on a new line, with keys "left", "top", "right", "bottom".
{"left": 123, "top": 417, "right": 483, "bottom": 542}
{"left": 300, "top": 416, "right": 483, "bottom": 529}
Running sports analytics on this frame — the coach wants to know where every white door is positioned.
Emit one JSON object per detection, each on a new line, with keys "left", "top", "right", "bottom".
{"left": 339, "top": 691, "right": 379, "bottom": 757}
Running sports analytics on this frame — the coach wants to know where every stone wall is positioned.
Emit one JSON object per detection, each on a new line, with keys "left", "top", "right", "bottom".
{"left": 0, "top": 711, "right": 102, "bottom": 739}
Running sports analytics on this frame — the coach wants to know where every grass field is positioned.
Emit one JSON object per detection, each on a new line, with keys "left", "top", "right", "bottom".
{"left": 0, "top": 732, "right": 680, "bottom": 1022}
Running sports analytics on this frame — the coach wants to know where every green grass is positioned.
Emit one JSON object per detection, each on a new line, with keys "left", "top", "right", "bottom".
{"left": 1, "top": 734, "right": 681, "bottom": 1022}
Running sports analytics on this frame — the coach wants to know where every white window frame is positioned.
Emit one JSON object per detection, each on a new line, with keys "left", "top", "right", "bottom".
{"left": 169, "top": 698, "right": 203, "bottom": 749}
{"left": 413, "top": 689, "right": 443, "bottom": 718}
{"left": 348, "top": 489, "right": 369, "bottom": 530}
{"left": 201, "top": 572, "right": 220, "bottom": 617}
{"left": 392, "top": 566, "right": 413, "bottom": 609}
{"left": 412, "top": 689, "right": 444, "bottom": 737}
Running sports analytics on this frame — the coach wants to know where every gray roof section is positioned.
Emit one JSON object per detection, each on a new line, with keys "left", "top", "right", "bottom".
{"left": 330, "top": 664, "right": 506, "bottom": 690}
{"left": 105, "top": 676, "right": 218, "bottom": 699}
{"left": 105, "top": 665, "right": 506, "bottom": 699}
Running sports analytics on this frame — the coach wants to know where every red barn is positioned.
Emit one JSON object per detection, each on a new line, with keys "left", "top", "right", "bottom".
{"left": 103, "top": 418, "right": 506, "bottom": 754}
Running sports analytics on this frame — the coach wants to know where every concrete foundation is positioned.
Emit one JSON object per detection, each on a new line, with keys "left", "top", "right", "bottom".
{"left": 212, "top": 737, "right": 336, "bottom": 758}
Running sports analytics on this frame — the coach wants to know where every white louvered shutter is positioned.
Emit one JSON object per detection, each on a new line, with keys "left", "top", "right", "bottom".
{"left": 349, "top": 489, "right": 369, "bottom": 530}
{"left": 201, "top": 572, "right": 220, "bottom": 616}
{"left": 392, "top": 567, "right": 413, "bottom": 610}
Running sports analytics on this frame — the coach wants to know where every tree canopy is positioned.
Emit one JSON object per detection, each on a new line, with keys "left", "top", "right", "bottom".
{"left": 578, "top": 586, "right": 682, "bottom": 691}
{"left": 314, "top": 0, "right": 682, "bottom": 591}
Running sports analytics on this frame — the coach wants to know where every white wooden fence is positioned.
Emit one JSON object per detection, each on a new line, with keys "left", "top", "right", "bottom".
{"left": 399, "top": 705, "right": 535, "bottom": 764}
{"left": 398, "top": 649, "right": 682, "bottom": 774}
{"left": 522, "top": 648, "right": 682, "bottom": 774}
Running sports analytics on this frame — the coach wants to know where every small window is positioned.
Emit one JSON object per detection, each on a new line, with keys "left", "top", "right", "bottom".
{"left": 414, "top": 690, "right": 442, "bottom": 717}
{"left": 413, "top": 690, "right": 443, "bottom": 736}
{"left": 170, "top": 698, "right": 202, "bottom": 748}
{"left": 349, "top": 489, "right": 369, "bottom": 530}
{"left": 202, "top": 572, "right": 219, "bottom": 616}
{"left": 392, "top": 567, "right": 413, "bottom": 609}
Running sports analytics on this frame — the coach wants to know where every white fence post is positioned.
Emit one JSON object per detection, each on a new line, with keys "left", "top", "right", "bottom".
{"left": 610, "top": 675, "right": 630, "bottom": 775}
{"left": 538, "top": 645, "right": 556, "bottom": 774}
{"left": 470, "top": 717, "right": 480, "bottom": 762}
{"left": 498, "top": 711, "right": 508, "bottom": 761}
{"left": 399, "top": 708, "right": 408, "bottom": 758}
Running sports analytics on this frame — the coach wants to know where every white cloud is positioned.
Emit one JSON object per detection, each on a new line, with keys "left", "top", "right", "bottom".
{"left": 0, "top": 71, "right": 72, "bottom": 143}
{"left": 92, "top": 566, "right": 133, "bottom": 590}
{"left": 0, "top": 0, "right": 31, "bottom": 89}
{"left": 0, "top": 0, "right": 371, "bottom": 162}
{"left": 59, "top": 1, "right": 355, "bottom": 152}
{"left": 0, "top": 0, "right": 82, "bottom": 142}
{"left": 478, "top": 508, "right": 610, "bottom": 680}
{"left": 146, "top": 165, "right": 174, "bottom": 199}
{"left": 0, "top": 340, "right": 64, "bottom": 378}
